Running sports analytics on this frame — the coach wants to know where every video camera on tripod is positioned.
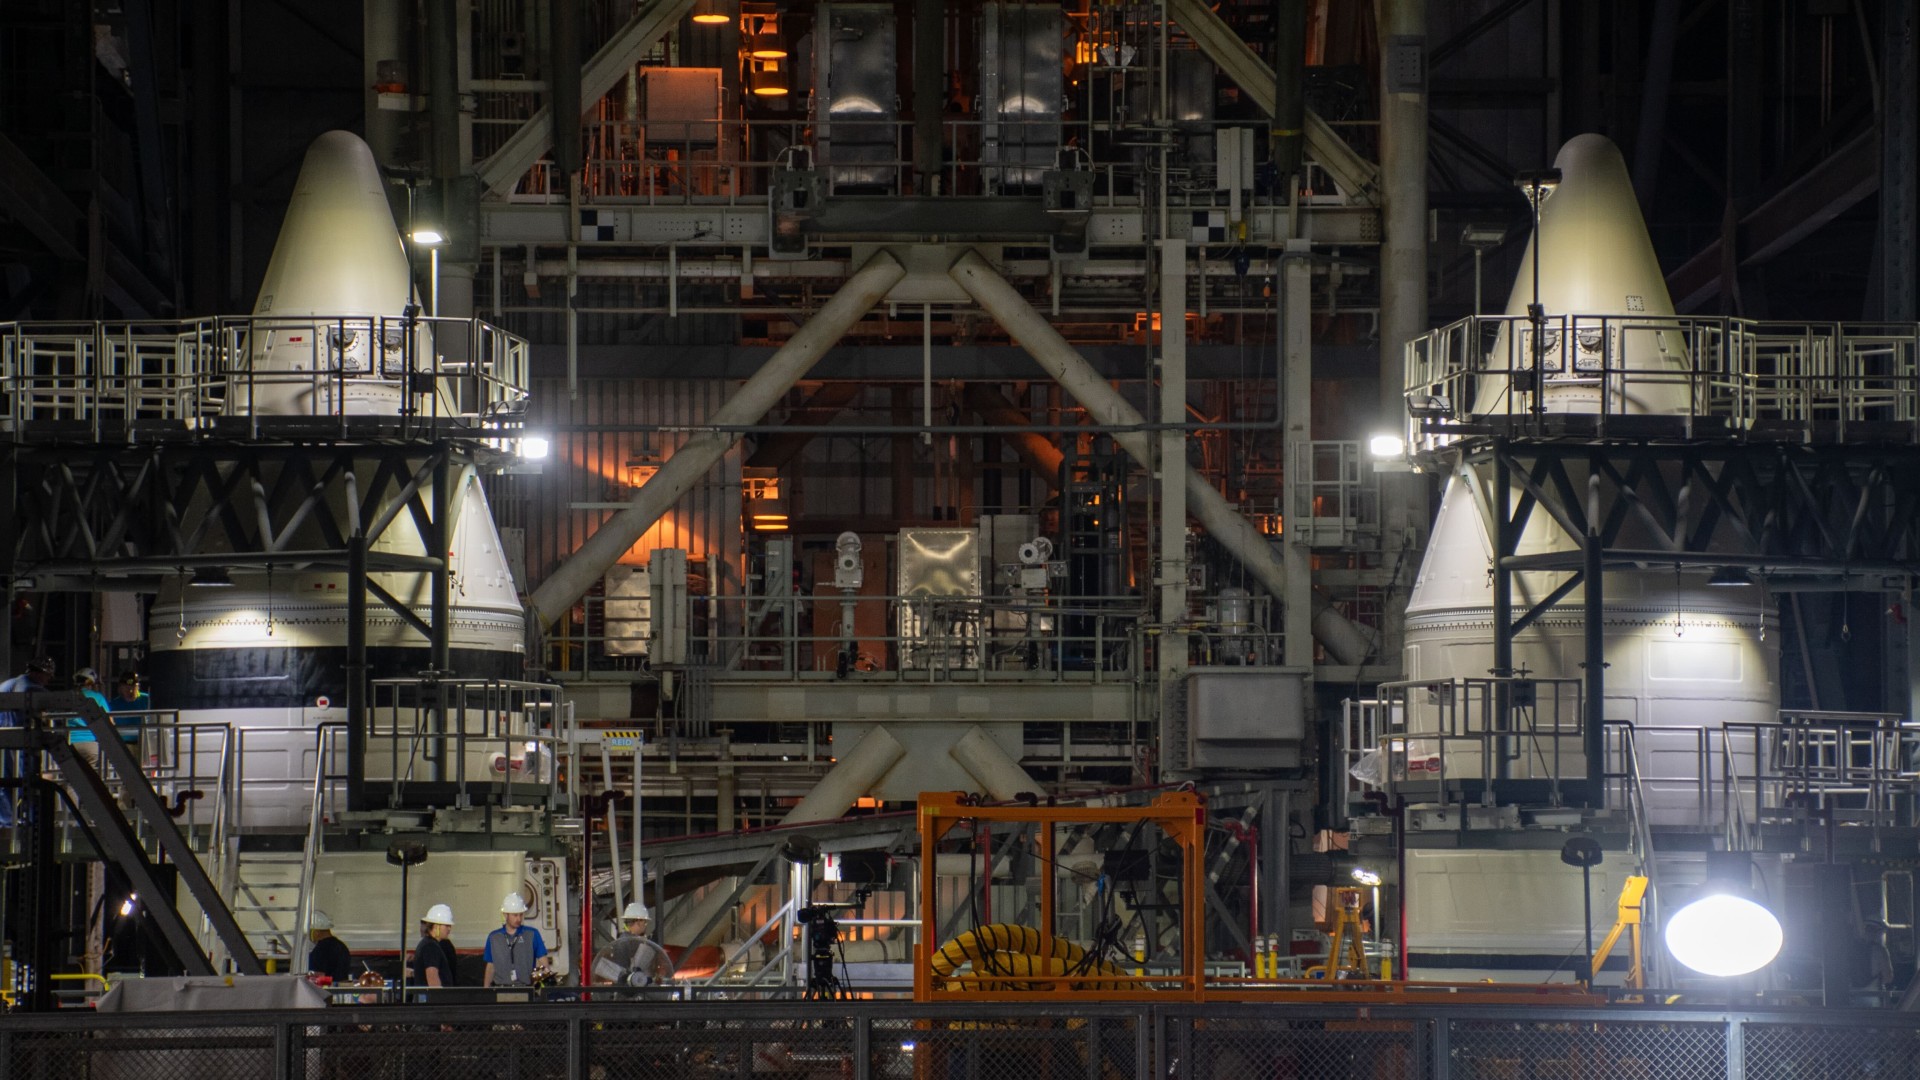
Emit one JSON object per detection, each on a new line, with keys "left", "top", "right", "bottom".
{"left": 797, "top": 887, "right": 872, "bottom": 998}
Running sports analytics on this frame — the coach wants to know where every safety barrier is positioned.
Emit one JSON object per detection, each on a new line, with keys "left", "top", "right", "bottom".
{"left": 2, "top": 1001, "right": 1915, "bottom": 1080}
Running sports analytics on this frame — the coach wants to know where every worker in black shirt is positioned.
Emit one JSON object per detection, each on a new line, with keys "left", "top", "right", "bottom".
{"left": 307, "top": 909, "right": 354, "bottom": 984}
{"left": 410, "top": 904, "right": 457, "bottom": 990}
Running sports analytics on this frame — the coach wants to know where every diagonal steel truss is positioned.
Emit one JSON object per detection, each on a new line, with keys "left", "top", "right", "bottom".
{"left": 2, "top": 440, "right": 469, "bottom": 598}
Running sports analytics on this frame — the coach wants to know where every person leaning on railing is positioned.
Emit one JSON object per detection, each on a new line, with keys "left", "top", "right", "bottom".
{"left": 64, "top": 667, "right": 112, "bottom": 770}
{"left": 107, "top": 671, "right": 149, "bottom": 753}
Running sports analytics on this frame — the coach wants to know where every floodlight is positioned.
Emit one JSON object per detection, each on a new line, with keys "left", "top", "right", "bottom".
{"left": 1664, "top": 894, "right": 1782, "bottom": 977}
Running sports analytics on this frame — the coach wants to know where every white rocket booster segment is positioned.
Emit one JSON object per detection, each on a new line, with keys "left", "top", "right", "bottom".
{"left": 1403, "top": 135, "right": 1778, "bottom": 814}
{"left": 152, "top": 130, "right": 526, "bottom": 828}
{"left": 238, "top": 129, "right": 427, "bottom": 416}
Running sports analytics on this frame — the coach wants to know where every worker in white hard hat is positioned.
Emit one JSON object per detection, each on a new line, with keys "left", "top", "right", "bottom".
{"left": 306, "top": 909, "right": 354, "bottom": 984}
{"left": 481, "top": 891, "right": 550, "bottom": 988}
{"left": 594, "top": 901, "right": 673, "bottom": 987}
{"left": 410, "top": 903, "right": 457, "bottom": 989}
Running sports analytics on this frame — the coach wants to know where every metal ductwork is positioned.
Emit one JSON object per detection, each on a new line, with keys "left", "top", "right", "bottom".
{"left": 947, "top": 248, "right": 1372, "bottom": 664}
{"left": 529, "top": 249, "right": 908, "bottom": 628}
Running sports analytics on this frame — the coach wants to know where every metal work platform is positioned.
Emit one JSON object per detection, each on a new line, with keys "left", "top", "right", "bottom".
{"left": 0, "top": 314, "right": 531, "bottom": 444}
{"left": 1405, "top": 314, "right": 1920, "bottom": 451}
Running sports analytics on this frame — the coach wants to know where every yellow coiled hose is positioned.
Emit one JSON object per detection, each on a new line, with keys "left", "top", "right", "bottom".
{"left": 931, "top": 925, "right": 1120, "bottom": 991}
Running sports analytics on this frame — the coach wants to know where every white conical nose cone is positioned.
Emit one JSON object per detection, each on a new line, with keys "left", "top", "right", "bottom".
{"left": 252, "top": 131, "right": 410, "bottom": 320}
{"left": 1487, "top": 133, "right": 1690, "bottom": 416}
{"left": 1505, "top": 134, "right": 1675, "bottom": 325}
{"left": 240, "top": 130, "right": 425, "bottom": 416}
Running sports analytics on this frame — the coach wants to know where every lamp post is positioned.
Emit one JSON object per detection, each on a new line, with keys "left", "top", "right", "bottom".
{"left": 1560, "top": 837, "right": 1602, "bottom": 982}
{"left": 410, "top": 228, "right": 446, "bottom": 316}
{"left": 1460, "top": 223, "right": 1508, "bottom": 318}
{"left": 387, "top": 840, "right": 428, "bottom": 999}
{"left": 1513, "top": 169, "right": 1561, "bottom": 424}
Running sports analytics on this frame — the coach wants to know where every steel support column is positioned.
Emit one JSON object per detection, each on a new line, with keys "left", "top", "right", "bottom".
{"left": 1583, "top": 470, "right": 1605, "bottom": 792}
{"left": 1376, "top": 0, "right": 1429, "bottom": 680}
{"left": 346, "top": 533, "right": 369, "bottom": 808}
{"left": 1158, "top": 240, "right": 1191, "bottom": 772}
{"left": 1281, "top": 242, "right": 1314, "bottom": 667}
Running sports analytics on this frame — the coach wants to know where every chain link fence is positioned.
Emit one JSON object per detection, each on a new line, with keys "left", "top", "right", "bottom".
{"left": 1, "top": 1003, "right": 1915, "bottom": 1080}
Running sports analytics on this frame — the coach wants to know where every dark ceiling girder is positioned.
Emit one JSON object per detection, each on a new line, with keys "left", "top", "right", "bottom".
{"left": 744, "top": 382, "right": 865, "bottom": 470}
{"left": 1429, "top": 0, "right": 1537, "bottom": 68}
{"left": 1666, "top": 129, "right": 1879, "bottom": 313}
{"left": 0, "top": 134, "right": 83, "bottom": 262}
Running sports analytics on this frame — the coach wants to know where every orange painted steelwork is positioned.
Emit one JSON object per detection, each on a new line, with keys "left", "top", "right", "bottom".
{"left": 915, "top": 790, "right": 1209, "bottom": 1002}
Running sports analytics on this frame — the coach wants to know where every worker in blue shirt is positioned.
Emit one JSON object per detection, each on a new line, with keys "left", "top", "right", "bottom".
{"left": 64, "top": 668, "right": 113, "bottom": 770}
{"left": 481, "top": 892, "right": 550, "bottom": 987}
{"left": 107, "top": 671, "right": 149, "bottom": 753}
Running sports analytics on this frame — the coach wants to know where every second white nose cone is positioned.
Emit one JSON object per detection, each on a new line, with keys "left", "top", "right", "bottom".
{"left": 1404, "top": 134, "right": 1778, "bottom": 815}
{"left": 1483, "top": 133, "right": 1693, "bottom": 417}
{"left": 240, "top": 129, "right": 423, "bottom": 416}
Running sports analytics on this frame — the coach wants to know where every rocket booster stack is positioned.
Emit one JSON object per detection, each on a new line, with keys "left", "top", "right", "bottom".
{"left": 149, "top": 131, "right": 524, "bottom": 828}
{"left": 1403, "top": 135, "right": 1778, "bottom": 812}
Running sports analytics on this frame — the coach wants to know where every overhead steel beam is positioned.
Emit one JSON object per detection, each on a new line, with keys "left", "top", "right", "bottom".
{"left": 1162, "top": 0, "right": 1380, "bottom": 205}
{"left": 528, "top": 250, "right": 907, "bottom": 628}
{"left": 475, "top": 0, "right": 699, "bottom": 196}
{"left": 949, "top": 249, "right": 1372, "bottom": 664}
{"left": 1666, "top": 129, "right": 1879, "bottom": 312}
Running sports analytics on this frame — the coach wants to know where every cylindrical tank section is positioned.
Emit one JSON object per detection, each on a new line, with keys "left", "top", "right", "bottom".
{"left": 1401, "top": 135, "right": 1780, "bottom": 814}
{"left": 147, "top": 466, "right": 524, "bottom": 828}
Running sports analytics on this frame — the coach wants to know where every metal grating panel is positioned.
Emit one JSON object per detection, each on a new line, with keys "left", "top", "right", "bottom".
{"left": 1447, "top": 1019, "right": 1723, "bottom": 1080}
{"left": 12, "top": 1026, "right": 276, "bottom": 1080}
{"left": 1743, "top": 1021, "right": 1920, "bottom": 1080}
{"left": 1167, "top": 1014, "right": 1427, "bottom": 1080}
{"left": 587, "top": 1016, "right": 855, "bottom": 1080}
{"left": 880, "top": 1014, "right": 1137, "bottom": 1080}
{"left": 295, "top": 1020, "right": 571, "bottom": 1080}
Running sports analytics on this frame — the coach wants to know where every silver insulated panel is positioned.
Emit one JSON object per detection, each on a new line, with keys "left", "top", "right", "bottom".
{"left": 813, "top": 4, "right": 899, "bottom": 192}
{"left": 640, "top": 67, "right": 722, "bottom": 148}
{"left": 897, "top": 528, "right": 980, "bottom": 670}
{"left": 979, "top": 4, "right": 1063, "bottom": 192}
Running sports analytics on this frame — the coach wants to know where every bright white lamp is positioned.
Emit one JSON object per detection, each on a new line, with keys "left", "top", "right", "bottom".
{"left": 1664, "top": 894, "right": 1783, "bottom": 977}
{"left": 1368, "top": 433, "right": 1406, "bottom": 459}
{"left": 521, "top": 435, "right": 552, "bottom": 460}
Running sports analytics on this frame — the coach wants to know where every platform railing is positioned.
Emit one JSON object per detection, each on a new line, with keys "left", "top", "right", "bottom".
{"left": 6, "top": 1000, "right": 1919, "bottom": 1079}
{"left": 1404, "top": 314, "right": 1920, "bottom": 450}
{"left": 0, "top": 314, "right": 531, "bottom": 439}
{"left": 548, "top": 588, "right": 1151, "bottom": 684}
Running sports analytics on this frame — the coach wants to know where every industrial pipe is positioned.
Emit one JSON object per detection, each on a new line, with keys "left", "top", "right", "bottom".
{"left": 949, "top": 726, "right": 1042, "bottom": 802}
{"left": 961, "top": 384, "right": 1065, "bottom": 489}
{"left": 529, "top": 250, "right": 907, "bottom": 627}
{"left": 948, "top": 250, "right": 1372, "bottom": 664}
{"left": 779, "top": 724, "right": 907, "bottom": 825}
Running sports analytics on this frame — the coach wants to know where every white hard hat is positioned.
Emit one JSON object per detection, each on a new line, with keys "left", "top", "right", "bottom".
{"left": 310, "top": 909, "right": 333, "bottom": 930}
{"left": 501, "top": 892, "right": 529, "bottom": 915}
{"left": 422, "top": 903, "right": 455, "bottom": 926}
{"left": 621, "top": 902, "right": 652, "bottom": 922}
